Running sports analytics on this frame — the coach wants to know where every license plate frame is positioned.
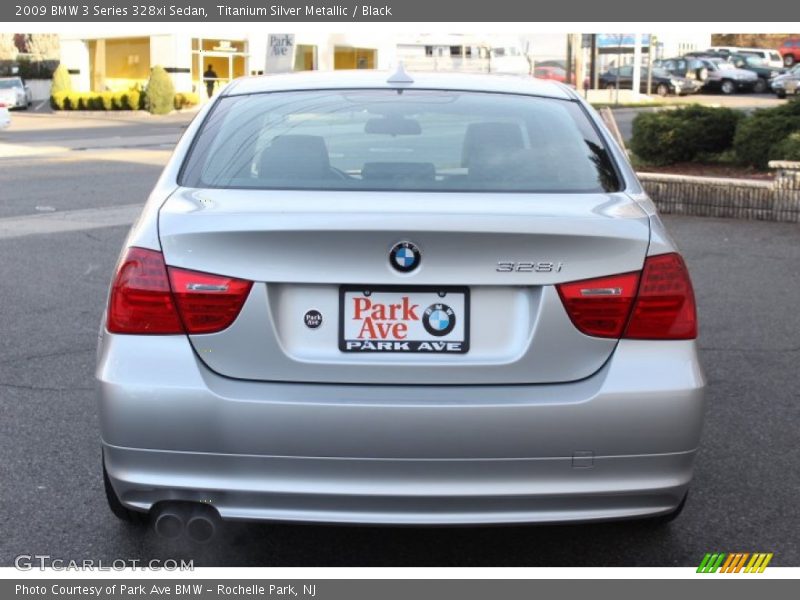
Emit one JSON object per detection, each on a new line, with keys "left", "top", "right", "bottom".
{"left": 338, "top": 285, "right": 470, "bottom": 354}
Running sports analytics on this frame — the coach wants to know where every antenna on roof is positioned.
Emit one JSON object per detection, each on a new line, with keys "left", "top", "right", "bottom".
{"left": 387, "top": 61, "right": 414, "bottom": 85}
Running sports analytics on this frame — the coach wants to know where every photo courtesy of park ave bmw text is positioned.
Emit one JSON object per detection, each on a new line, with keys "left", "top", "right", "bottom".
{"left": 0, "top": 0, "right": 798, "bottom": 595}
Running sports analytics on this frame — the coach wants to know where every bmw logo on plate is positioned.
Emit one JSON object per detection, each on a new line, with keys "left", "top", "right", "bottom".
{"left": 422, "top": 303, "right": 456, "bottom": 337}
{"left": 389, "top": 241, "right": 421, "bottom": 273}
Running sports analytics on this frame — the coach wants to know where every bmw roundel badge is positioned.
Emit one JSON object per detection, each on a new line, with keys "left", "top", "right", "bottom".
{"left": 422, "top": 303, "right": 456, "bottom": 337}
{"left": 390, "top": 241, "right": 421, "bottom": 273}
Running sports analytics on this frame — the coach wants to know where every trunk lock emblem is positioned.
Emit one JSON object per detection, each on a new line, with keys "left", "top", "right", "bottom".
{"left": 390, "top": 241, "right": 421, "bottom": 273}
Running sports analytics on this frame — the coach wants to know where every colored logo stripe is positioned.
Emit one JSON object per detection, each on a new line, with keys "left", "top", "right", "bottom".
{"left": 697, "top": 553, "right": 773, "bottom": 573}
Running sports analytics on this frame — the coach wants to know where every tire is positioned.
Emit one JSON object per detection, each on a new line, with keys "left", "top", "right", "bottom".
{"left": 656, "top": 83, "right": 670, "bottom": 97}
{"left": 754, "top": 78, "right": 768, "bottom": 94}
{"left": 103, "top": 454, "right": 148, "bottom": 525}
{"left": 785, "top": 54, "right": 795, "bottom": 67}
{"left": 777, "top": 90, "right": 787, "bottom": 99}
{"left": 720, "top": 79, "right": 736, "bottom": 95}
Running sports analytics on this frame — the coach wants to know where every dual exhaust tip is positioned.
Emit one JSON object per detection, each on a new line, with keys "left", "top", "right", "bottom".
{"left": 152, "top": 502, "right": 219, "bottom": 543}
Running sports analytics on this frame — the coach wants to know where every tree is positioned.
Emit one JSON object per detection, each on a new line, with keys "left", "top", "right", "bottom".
{"left": 0, "top": 33, "right": 18, "bottom": 61}
{"left": 23, "top": 34, "right": 60, "bottom": 60}
{"left": 145, "top": 66, "right": 175, "bottom": 115}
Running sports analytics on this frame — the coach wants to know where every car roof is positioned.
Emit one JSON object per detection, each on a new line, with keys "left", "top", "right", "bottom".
{"left": 222, "top": 69, "right": 574, "bottom": 101}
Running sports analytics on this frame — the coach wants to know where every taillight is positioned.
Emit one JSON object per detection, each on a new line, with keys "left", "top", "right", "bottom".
{"left": 557, "top": 253, "right": 697, "bottom": 340}
{"left": 107, "top": 247, "right": 183, "bottom": 334}
{"left": 556, "top": 272, "right": 640, "bottom": 338}
{"left": 107, "top": 247, "right": 252, "bottom": 335}
{"left": 167, "top": 266, "right": 252, "bottom": 334}
{"left": 624, "top": 253, "right": 697, "bottom": 340}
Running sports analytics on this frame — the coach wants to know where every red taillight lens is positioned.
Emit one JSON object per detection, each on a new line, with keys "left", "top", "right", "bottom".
{"left": 107, "top": 247, "right": 252, "bottom": 335}
{"left": 167, "top": 266, "right": 252, "bottom": 334}
{"left": 556, "top": 252, "right": 697, "bottom": 340}
{"left": 107, "top": 247, "right": 184, "bottom": 334}
{"left": 625, "top": 253, "right": 697, "bottom": 340}
{"left": 556, "top": 272, "right": 640, "bottom": 338}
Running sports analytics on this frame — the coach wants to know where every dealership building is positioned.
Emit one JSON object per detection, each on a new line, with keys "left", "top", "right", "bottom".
{"left": 59, "top": 30, "right": 398, "bottom": 97}
{"left": 57, "top": 30, "right": 710, "bottom": 98}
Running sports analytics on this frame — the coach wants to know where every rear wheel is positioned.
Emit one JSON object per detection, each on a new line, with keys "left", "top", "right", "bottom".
{"left": 785, "top": 54, "right": 796, "bottom": 67}
{"left": 103, "top": 454, "right": 148, "bottom": 525}
{"left": 754, "top": 78, "right": 768, "bottom": 94}
{"left": 656, "top": 83, "right": 670, "bottom": 97}
{"left": 720, "top": 79, "right": 736, "bottom": 95}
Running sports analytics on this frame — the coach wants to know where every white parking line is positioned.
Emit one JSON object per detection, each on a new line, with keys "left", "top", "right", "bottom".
{"left": 0, "top": 204, "right": 141, "bottom": 240}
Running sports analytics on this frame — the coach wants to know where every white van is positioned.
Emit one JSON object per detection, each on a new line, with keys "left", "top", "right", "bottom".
{"left": 708, "top": 47, "right": 784, "bottom": 69}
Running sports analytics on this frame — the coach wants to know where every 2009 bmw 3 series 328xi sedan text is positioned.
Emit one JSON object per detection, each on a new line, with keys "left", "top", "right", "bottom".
{"left": 97, "top": 69, "right": 705, "bottom": 541}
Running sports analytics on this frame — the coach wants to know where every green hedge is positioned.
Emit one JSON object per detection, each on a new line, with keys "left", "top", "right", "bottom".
{"left": 49, "top": 88, "right": 199, "bottom": 112}
{"left": 174, "top": 92, "right": 200, "bottom": 110}
{"left": 732, "top": 99, "right": 800, "bottom": 169}
{"left": 50, "top": 90, "right": 144, "bottom": 111}
{"left": 769, "top": 131, "right": 800, "bottom": 162}
{"left": 630, "top": 105, "right": 742, "bottom": 166}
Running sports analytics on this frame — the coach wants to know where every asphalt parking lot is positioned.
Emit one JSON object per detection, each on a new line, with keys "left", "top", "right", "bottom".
{"left": 0, "top": 111, "right": 798, "bottom": 567}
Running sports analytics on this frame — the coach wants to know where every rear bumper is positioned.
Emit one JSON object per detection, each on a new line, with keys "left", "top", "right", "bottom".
{"left": 98, "top": 334, "right": 705, "bottom": 524}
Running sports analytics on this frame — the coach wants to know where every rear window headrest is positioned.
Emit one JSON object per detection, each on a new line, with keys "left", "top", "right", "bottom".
{"left": 258, "top": 135, "right": 331, "bottom": 180}
{"left": 461, "top": 122, "right": 525, "bottom": 168}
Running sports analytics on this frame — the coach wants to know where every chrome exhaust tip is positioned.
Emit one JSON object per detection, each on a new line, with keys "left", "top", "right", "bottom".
{"left": 185, "top": 513, "right": 216, "bottom": 543}
{"left": 153, "top": 508, "right": 185, "bottom": 540}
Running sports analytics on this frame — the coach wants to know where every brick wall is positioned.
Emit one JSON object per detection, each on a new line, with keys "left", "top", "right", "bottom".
{"left": 638, "top": 164, "right": 800, "bottom": 223}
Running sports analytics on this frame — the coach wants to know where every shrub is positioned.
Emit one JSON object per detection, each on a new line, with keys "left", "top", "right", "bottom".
{"left": 733, "top": 99, "right": 800, "bottom": 169}
{"left": 99, "top": 91, "right": 114, "bottom": 111}
{"left": 50, "top": 90, "right": 68, "bottom": 110}
{"left": 123, "top": 89, "right": 141, "bottom": 111}
{"left": 769, "top": 131, "right": 800, "bottom": 162}
{"left": 50, "top": 63, "right": 72, "bottom": 108}
{"left": 144, "top": 66, "right": 175, "bottom": 115}
{"left": 174, "top": 92, "right": 200, "bottom": 110}
{"left": 630, "top": 105, "right": 741, "bottom": 166}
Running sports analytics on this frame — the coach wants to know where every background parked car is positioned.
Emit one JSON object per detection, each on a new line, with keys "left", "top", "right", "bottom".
{"left": 0, "top": 77, "right": 32, "bottom": 109}
{"left": 0, "top": 102, "right": 10, "bottom": 130}
{"left": 708, "top": 46, "right": 785, "bottom": 69}
{"left": 533, "top": 65, "right": 590, "bottom": 89}
{"left": 654, "top": 56, "right": 709, "bottom": 82}
{"left": 658, "top": 57, "right": 757, "bottom": 94}
{"left": 599, "top": 65, "right": 701, "bottom": 96}
{"left": 779, "top": 39, "right": 800, "bottom": 67}
{"left": 771, "top": 64, "right": 800, "bottom": 97}
{"left": 725, "top": 53, "right": 783, "bottom": 93}
{"left": 533, "top": 65, "right": 568, "bottom": 83}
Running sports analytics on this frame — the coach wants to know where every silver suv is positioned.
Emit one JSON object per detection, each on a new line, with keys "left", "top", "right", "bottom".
{"left": 97, "top": 70, "right": 705, "bottom": 541}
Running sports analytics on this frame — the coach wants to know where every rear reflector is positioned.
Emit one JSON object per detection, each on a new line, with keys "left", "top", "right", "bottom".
{"left": 107, "top": 247, "right": 252, "bottom": 335}
{"left": 556, "top": 272, "right": 640, "bottom": 338}
{"left": 168, "top": 266, "right": 253, "bottom": 334}
{"left": 557, "top": 253, "right": 697, "bottom": 340}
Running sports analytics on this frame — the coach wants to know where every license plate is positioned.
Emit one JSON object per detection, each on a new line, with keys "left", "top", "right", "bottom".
{"left": 339, "top": 286, "right": 470, "bottom": 353}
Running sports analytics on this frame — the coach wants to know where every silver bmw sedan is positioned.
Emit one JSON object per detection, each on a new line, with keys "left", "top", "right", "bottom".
{"left": 97, "top": 69, "right": 705, "bottom": 542}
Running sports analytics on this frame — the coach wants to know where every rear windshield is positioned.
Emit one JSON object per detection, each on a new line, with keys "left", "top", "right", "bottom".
{"left": 180, "top": 89, "right": 621, "bottom": 193}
